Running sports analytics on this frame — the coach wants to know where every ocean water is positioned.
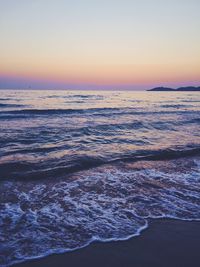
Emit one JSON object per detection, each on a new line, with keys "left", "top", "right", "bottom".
{"left": 0, "top": 90, "right": 200, "bottom": 266}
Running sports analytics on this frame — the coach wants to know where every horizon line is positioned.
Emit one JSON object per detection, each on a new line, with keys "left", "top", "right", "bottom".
{"left": 0, "top": 85, "right": 199, "bottom": 91}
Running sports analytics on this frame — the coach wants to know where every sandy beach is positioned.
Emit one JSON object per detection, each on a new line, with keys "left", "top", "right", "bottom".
{"left": 14, "top": 219, "right": 200, "bottom": 267}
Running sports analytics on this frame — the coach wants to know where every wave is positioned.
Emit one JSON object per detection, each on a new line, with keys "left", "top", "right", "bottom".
{"left": 1, "top": 90, "right": 200, "bottom": 266}
{"left": 0, "top": 107, "right": 116, "bottom": 115}
{"left": 66, "top": 94, "right": 104, "bottom": 99}
{"left": 185, "top": 118, "right": 200, "bottom": 124}
{"left": 1, "top": 145, "right": 200, "bottom": 181}
{"left": 110, "top": 145, "right": 200, "bottom": 163}
{"left": 0, "top": 108, "right": 199, "bottom": 119}
{"left": 45, "top": 94, "right": 104, "bottom": 100}
{"left": 0, "top": 98, "right": 11, "bottom": 101}
{"left": 1, "top": 156, "right": 200, "bottom": 266}
{"left": 0, "top": 103, "right": 24, "bottom": 108}
{"left": 160, "top": 104, "right": 192, "bottom": 108}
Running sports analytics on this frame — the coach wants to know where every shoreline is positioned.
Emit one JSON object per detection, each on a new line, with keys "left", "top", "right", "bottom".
{"left": 14, "top": 218, "right": 200, "bottom": 267}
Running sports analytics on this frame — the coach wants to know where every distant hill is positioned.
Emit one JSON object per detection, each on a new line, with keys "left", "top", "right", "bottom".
{"left": 148, "top": 86, "right": 200, "bottom": 91}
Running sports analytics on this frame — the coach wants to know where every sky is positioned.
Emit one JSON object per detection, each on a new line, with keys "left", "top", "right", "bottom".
{"left": 0, "top": 0, "right": 200, "bottom": 90}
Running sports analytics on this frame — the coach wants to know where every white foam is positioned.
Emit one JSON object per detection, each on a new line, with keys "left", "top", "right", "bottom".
{"left": 1, "top": 159, "right": 200, "bottom": 266}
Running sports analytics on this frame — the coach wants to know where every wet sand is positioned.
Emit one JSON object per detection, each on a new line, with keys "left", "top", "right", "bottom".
{"left": 14, "top": 219, "right": 200, "bottom": 267}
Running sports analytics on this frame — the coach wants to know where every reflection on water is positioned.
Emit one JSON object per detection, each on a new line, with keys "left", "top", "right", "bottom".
{"left": 0, "top": 90, "right": 200, "bottom": 179}
{"left": 0, "top": 90, "right": 200, "bottom": 266}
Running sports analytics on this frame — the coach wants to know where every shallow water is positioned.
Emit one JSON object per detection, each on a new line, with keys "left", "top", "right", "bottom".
{"left": 0, "top": 90, "right": 200, "bottom": 266}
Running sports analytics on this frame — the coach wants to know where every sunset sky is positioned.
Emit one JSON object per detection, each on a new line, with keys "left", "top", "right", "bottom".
{"left": 0, "top": 0, "right": 199, "bottom": 90}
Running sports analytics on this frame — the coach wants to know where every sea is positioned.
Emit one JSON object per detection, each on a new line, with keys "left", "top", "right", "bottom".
{"left": 0, "top": 90, "right": 200, "bottom": 266}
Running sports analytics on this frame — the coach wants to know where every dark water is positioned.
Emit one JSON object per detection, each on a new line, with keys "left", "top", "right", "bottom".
{"left": 0, "top": 90, "right": 200, "bottom": 266}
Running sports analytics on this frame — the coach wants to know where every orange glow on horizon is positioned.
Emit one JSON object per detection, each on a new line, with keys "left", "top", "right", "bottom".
{"left": 1, "top": 1, "right": 199, "bottom": 89}
{"left": 1, "top": 63, "right": 200, "bottom": 86}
